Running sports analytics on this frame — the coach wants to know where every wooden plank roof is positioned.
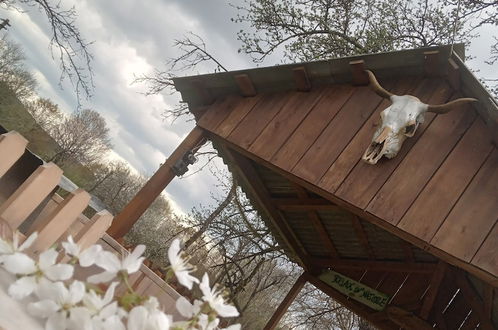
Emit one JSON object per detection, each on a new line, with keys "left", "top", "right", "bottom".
{"left": 173, "top": 44, "right": 498, "bottom": 328}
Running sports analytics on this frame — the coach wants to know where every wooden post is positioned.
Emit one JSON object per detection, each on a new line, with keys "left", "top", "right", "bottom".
{"left": 263, "top": 273, "right": 307, "bottom": 330}
{"left": 27, "top": 189, "right": 90, "bottom": 253}
{"left": 0, "top": 131, "right": 28, "bottom": 178}
{"left": 0, "top": 163, "right": 63, "bottom": 230}
{"left": 75, "top": 210, "right": 114, "bottom": 249}
{"left": 107, "top": 126, "right": 206, "bottom": 238}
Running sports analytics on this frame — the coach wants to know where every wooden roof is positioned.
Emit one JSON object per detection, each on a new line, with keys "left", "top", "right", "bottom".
{"left": 174, "top": 45, "right": 498, "bottom": 328}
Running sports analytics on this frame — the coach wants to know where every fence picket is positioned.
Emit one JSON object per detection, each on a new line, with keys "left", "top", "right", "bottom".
{"left": 28, "top": 189, "right": 90, "bottom": 253}
{"left": 74, "top": 210, "right": 113, "bottom": 249}
{"left": 0, "top": 131, "right": 28, "bottom": 178}
{"left": 0, "top": 163, "right": 63, "bottom": 230}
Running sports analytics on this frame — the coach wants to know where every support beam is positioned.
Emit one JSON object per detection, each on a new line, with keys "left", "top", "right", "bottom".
{"left": 107, "top": 126, "right": 206, "bottom": 238}
{"left": 420, "top": 261, "right": 447, "bottom": 319}
{"left": 454, "top": 270, "right": 494, "bottom": 330}
{"left": 386, "top": 306, "right": 433, "bottom": 330}
{"left": 263, "top": 273, "right": 307, "bottom": 330}
{"left": 308, "top": 211, "right": 338, "bottom": 258}
{"left": 292, "top": 67, "right": 311, "bottom": 92}
{"left": 447, "top": 58, "right": 460, "bottom": 91}
{"left": 311, "top": 257, "right": 437, "bottom": 274}
{"left": 350, "top": 215, "right": 375, "bottom": 260}
{"left": 423, "top": 50, "right": 440, "bottom": 76}
{"left": 234, "top": 74, "right": 257, "bottom": 96}
{"left": 349, "top": 60, "right": 369, "bottom": 85}
{"left": 221, "top": 146, "right": 310, "bottom": 270}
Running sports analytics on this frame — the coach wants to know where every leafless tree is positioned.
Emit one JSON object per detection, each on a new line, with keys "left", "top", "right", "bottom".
{"left": 0, "top": 36, "right": 37, "bottom": 100}
{"left": 1, "top": 0, "right": 94, "bottom": 103}
{"left": 135, "top": 32, "right": 227, "bottom": 121}
{"left": 48, "top": 108, "right": 111, "bottom": 165}
{"left": 24, "top": 97, "right": 62, "bottom": 130}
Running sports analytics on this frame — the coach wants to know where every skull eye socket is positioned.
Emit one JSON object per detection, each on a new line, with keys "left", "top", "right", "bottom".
{"left": 404, "top": 120, "right": 418, "bottom": 137}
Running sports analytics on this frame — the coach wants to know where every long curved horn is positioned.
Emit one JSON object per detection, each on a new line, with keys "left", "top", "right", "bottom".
{"left": 365, "top": 70, "right": 393, "bottom": 99}
{"left": 427, "top": 98, "right": 478, "bottom": 114}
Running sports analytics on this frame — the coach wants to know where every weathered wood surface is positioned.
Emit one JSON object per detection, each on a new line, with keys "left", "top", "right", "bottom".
{"left": 198, "top": 76, "right": 498, "bottom": 286}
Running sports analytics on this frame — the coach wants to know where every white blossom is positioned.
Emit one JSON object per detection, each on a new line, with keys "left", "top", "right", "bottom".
{"left": 27, "top": 281, "right": 85, "bottom": 330}
{"left": 0, "top": 232, "right": 37, "bottom": 263}
{"left": 4, "top": 249, "right": 73, "bottom": 299}
{"left": 87, "top": 244, "right": 145, "bottom": 283}
{"left": 175, "top": 296, "right": 203, "bottom": 318}
{"left": 127, "top": 297, "right": 171, "bottom": 330}
{"left": 168, "top": 239, "right": 199, "bottom": 290}
{"left": 62, "top": 235, "right": 102, "bottom": 267}
{"left": 199, "top": 274, "right": 239, "bottom": 318}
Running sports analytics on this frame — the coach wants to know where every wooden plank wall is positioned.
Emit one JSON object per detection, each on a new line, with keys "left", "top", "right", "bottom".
{"left": 197, "top": 77, "right": 498, "bottom": 282}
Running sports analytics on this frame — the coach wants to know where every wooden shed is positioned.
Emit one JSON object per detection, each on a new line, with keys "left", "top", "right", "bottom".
{"left": 109, "top": 44, "right": 498, "bottom": 329}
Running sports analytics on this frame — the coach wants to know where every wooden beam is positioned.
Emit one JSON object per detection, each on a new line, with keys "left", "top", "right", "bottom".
{"left": 292, "top": 67, "right": 311, "bottom": 92}
{"left": 483, "top": 283, "right": 494, "bottom": 321}
{"left": 424, "top": 50, "right": 440, "bottom": 77}
{"left": 222, "top": 146, "right": 311, "bottom": 270}
{"left": 191, "top": 80, "right": 214, "bottom": 105}
{"left": 447, "top": 58, "right": 460, "bottom": 91}
{"left": 386, "top": 306, "right": 434, "bottom": 330}
{"left": 308, "top": 211, "right": 338, "bottom": 258}
{"left": 214, "top": 136, "right": 498, "bottom": 286}
{"left": 107, "top": 126, "right": 206, "bottom": 238}
{"left": 306, "top": 273, "right": 398, "bottom": 330}
{"left": 311, "top": 257, "right": 437, "bottom": 274}
{"left": 400, "top": 240, "right": 415, "bottom": 263}
{"left": 349, "top": 60, "right": 369, "bottom": 85}
{"left": 271, "top": 197, "right": 341, "bottom": 212}
{"left": 454, "top": 270, "right": 494, "bottom": 330}
{"left": 350, "top": 215, "right": 375, "bottom": 260}
{"left": 234, "top": 74, "right": 257, "bottom": 97}
{"left": 291, "top": 182, "right": 308, "bottom": 199}
{"left": 420, "top": 261, "right": 447, "bottom": 320}
{"left": 263, "top": 273, "right": 307, "bottom": 330}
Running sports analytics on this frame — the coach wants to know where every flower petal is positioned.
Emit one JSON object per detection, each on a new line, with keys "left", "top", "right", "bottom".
{"left": 147, "top": 310, "right": 171, "bottom": 330}
{"left": 39, "top": 248, "right": 58, "bottom": 269}
{"left": 87, "top": 271, "right": 117, "bottom": 284}
{"left": 3, "top": 252, "right": 37, "bottom": 274}
{"left": 199, "top": 273, "right": 212, "bottom": 300}
{"left": 167, "top": 239, "right": 181, "bottom": 266}
{"left": 19, "top": 232, "right": 38, "bottom": 251}
{"left": 79, "top": 245, "right": 102, "bottom": 267}
{"left": 95, "top": 251, "right": 121, "bottom": 272}
{"left": 127, "top": 306, "right": 148, "bottom": 330}
{"left": 216, "top": 304, "right": 239, "bottom": 318}
{"left": 44, "top": 263, "right": 74, "bottom": 281}
{"left": 68, "top": 281, "right": 86, "bottom": 304}
{"left": 223, "top": 324, "right": 241, "bottom": 330}
{"left": 102, "top": 281, "right": 119, "bottom": 305}
{"left": 46, "top": 312, "right": 67, "bottom": 330}
{"left": 175, "top": 270, "right": 199, "bottom": 290}
{"left": 176, "top": 296, "right": 195, "bottom": 318}
{"left": 27, "top": 299, "right": 60, "bottom": 318}
{"left": 8, "top": 275, "right": 38, "bottom": 299}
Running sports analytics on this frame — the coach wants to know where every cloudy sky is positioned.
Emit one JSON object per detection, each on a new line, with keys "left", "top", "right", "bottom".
{"left": 1, "top": 0, "right": 496, "bottom": 215}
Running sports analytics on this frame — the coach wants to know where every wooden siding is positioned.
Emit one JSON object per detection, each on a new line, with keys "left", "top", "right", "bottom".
{"left": 198, "top": 77, "right": 497, "bottom": 282}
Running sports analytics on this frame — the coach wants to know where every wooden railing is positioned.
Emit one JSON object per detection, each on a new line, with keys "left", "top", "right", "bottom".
{"left": 0, "top": 130, "right": 112, "bottom": 252}
{"left": 0, "top": 130, "right": 183, "bottom": 319}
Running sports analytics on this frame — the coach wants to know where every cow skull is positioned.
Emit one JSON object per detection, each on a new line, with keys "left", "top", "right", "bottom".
{"left": 362, "top": 70, "right": 477, "bottom": 164}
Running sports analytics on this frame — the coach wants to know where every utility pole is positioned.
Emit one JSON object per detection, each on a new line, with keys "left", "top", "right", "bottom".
{"left": 0, "top": 19, "right": 11, "bottom": 31}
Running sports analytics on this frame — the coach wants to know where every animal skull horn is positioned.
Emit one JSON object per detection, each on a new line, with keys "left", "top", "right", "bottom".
{"left": 362, "top": 70, "right": 478, "bottom": 165}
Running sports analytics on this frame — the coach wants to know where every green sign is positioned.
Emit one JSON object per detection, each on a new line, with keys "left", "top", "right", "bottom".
{"left": 319, "top": 270, "right": 390, "bottom": 311}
